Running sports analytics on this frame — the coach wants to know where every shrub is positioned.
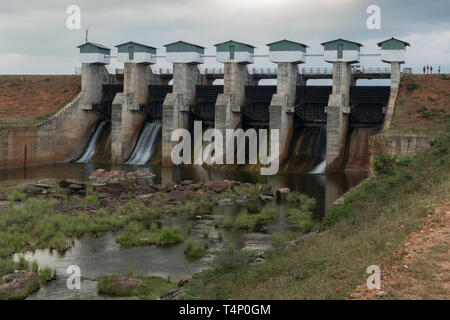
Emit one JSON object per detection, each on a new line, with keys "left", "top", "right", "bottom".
{"left": 7, "top": 190, "right": 26, "bottom": 202}
{"left": 31, "top": 260, "right": 39, "bottom": 273}
{"left": 39, "top": 266, "right": 55, "bottom": 282}
{"left": 321, "top": 203, "right": 354, "bottom": 229}
{"left": 184, "top": 238, "right": 208, "bottom": 259}
{"left": 406, "top": 82, "right": 419, "bottom": 93}
{"left": 128, "top": 221, "right": 144, "bottom": 233}
{"left": 0, "top": 258, "right": 16, "bottom": 276}
{"left": 372, "top": 153, "right": 411, "bottom": 176}
{"left": 83, "top": 195, "right": 99, "bottom": 206}
{"left": 17, "top": 256, "right": 29, "bottom": 270}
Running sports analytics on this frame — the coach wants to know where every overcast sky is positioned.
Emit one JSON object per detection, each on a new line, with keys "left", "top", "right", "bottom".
{"left": 0, "top": 0, "right": 448, "bottom": 74}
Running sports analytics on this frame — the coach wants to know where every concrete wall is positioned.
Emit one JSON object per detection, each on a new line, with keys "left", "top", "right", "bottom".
{"left": 369, "top": 135, "right": 432, "bottom": 175}
{"left": 111, "top": 93, "right": 147, "bottom": 164}
{"left": 382, "top": 62, "right": 401, "bottom": 131}
{"left": 269, "top": 62, "right": 298, "bottom": 163}
{"left": 0, "top": 63, "right": 108, "bottom": 169}
{"left": 215, "top": 63, "right": 255, "bottom": 134}
{"left": 326, "top": 62, "right": 351, "bottom": 172}
{"left": 111, "top": 63, "right": 152, "bottom": 164}
{"left": 162, "top": 63, "right": 201, "bottom": 165}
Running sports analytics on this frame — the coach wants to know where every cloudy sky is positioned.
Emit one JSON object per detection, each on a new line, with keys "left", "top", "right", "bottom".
{"left": 0, "top": 0, "right": 448, "bottom": 74}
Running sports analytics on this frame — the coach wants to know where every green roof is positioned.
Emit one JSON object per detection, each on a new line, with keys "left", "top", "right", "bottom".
{"left": 164, "top": 41, "right": 205, "bottom": 54}
{"left": 214, "top": 40, "right": 255, "bottom": 53}
{"left": 77, "top": 42, "right": 110, "bottom": 49}
{"left": 267, "top": 39, "right": 308, "bottom": 47}
{"left": 267, "top": 39, "right": 308, "bottom": 52}
{"left": 77, "top": 42, "right": 110, "bottom": 54}
{"left": 115, "top": 41, "right": 156, "bottom": 49}
{"left": 115, "top": 41, "right": 157, "bottom": 54}
{"left": 377, "top": 37, "right": 410, "bottom": 49}
{"left": 214, "top": 40, "right": 255, "bottom": 48}
{"left": 321, "top": 38, "right": 363, "bottom": 51}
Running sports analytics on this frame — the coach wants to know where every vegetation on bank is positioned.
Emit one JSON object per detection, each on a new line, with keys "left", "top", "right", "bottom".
{"left": 0, "top": 176, "right": 316, "bottom": 292}
{"left": 0, "top": 257, "right": 56, "bottom": 300}
{"left": 184, "top": 130, "right": 449, "bottom": 299}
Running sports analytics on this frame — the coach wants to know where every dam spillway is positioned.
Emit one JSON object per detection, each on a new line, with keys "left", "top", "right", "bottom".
{"left": 125, "top": 122, "right": 162, "bottom": 165}
{"left": 76, "top": 120, "right": 108, "bottom": 163}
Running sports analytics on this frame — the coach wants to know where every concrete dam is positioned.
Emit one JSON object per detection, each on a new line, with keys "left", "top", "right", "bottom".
{"left": 0, "top": 38, "right": 410, "bottom": 173}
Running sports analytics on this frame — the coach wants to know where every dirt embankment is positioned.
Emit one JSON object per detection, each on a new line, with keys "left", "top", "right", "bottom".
{"left": 0, "top": 75, "right": 81, "bottom": 124}
{"left": 350, "top": 201, "right": 449, "bottom": 300}
{"left": 386, "top": 74, "right": 450, "bottom": 136}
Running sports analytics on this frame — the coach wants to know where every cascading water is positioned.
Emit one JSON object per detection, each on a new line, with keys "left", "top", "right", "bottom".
{"left": 125, "top": 122, "right": 162, "bottom": 165}
{"left": 76, "top": 121, "right": 107, "bottom": 163}
{"left": 309, "top": 127, "right": 327, "bottom": 174}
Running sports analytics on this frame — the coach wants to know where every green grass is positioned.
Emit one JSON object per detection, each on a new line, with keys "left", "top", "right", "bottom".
{"left": 0, "top": 198, "right": 138, "bottom": 258}
{"left": 98, "top": 273, "right": 176, "bottom": 299}
{"left": 7, "top": 190, "right": 26, "bottom": 202}
{"left": 184, "top": 130, "right": 450, "bottom": 299}
{"left": 234, "top": 205, "right": 276, "bottom": 229}
{"left": 0, "top": 257, "right": 55, "bottom": 300}
{"left": 83, "top": 195, "right": 99, "bottom": 206}
{"left": 184, "top": 239, "right": 208, "bottom": 259}
{"left": 116, "top": 227, "right": 184, "bottom": 248}
{"left": 406, "top": 82, "right": 420, "bottom": 93}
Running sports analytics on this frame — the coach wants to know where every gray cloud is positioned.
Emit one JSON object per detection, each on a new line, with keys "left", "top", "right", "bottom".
{"left": 0, "top": 0, "right": 448, "bottom": 74}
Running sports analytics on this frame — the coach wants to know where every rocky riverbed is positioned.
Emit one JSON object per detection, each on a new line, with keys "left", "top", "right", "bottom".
{"left": 0, "top": 169, "right": 317, "bottom": 300}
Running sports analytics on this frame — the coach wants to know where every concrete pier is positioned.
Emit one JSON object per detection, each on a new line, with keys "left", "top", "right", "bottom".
{"left": 111, "top": 62, "right": 152, "bottom": 164}
{"left": 382, "top": 62, "right": 401, "bottom": 130}
{"left": 161, "top": 63, "right": 202, "bottom": 165}
{"left": 215, "top": 63, "right": 255, "bottom": 133}
{"left": 326, "top": 62, "right": 352, "bottom": 171}
{"left": 269, "top": 62, "right": 298, "bottom": 163}
{"left": 80, "top": 63, "right": 110, "bottom": 110}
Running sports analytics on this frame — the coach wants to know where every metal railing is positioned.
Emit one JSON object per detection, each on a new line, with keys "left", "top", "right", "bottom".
{"left": 299, "top": 67, "right": 332, "bottom": 75}
{"left": 251, "top": 68, "right": 277, "bottom": 75}
{"left": 203, "top": 68, "right": 224, "bottom": 75}
{"left": 118, "top": 66, "right": 393, "bottom": 76}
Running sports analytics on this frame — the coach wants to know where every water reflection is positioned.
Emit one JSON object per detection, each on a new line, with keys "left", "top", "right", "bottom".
{"left": 0, "top": 162, "right": 366, "bottom": 218}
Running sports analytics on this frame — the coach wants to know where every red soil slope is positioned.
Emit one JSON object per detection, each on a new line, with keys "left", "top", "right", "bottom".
{"left": 389, "top": 74, "right": 450, "bottom": 134}
{"left": 0, "top": 75, "right": 81, "bottom": 123}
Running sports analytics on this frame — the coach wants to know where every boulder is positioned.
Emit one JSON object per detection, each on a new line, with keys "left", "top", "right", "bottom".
{"left": 204, "top": 181, "right": 229, "bottom": 193}
{"left": 259, "top": 194, "right": 274, "bottom": 201}
{"left": 33, "top": 183, "right": 54, "bottom": 189}
{"left": 68, "top": 184, "right": 84, "bottom": 191}
{"left": 218, "top": 198, "right": 233, "bottom": 206}
{"left": 0, "top": 271, "right": 40, "bottom": 299}
{"left": 276, "top": 188, "right": 290, "bottom": 201}
{"left": 185, "top": 183, "right": 202, "bottom": 191}
{"left": 22, "top": 187, "right": 42, "bottom": 195}
{"left": 235, "top": 195, "right": 247, "bottom": 204}
{"left": 59, "top": 179, "right": 86, "bottom": 189}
